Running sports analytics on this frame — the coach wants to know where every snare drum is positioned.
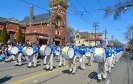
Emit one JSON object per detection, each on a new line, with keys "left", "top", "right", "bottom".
{"left": 39, "top": 45, "right": 51, "bottom": 56}
{"left": 44, "top": 46, "right": 51, "bottom": 56}
{"left": 25, "top": 47, "right": 33, "bottom": 56}
{"left": 39, "top": 45, "right": 46, "bottom": 56}
{"left": 8, "top": 46, "right": 19, "bottom": 55}
{"left": 62, "top": 47, "right": 74, "bottom": 59}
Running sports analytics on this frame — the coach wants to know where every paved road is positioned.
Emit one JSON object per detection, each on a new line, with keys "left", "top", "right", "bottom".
{"left": 0, "top": 52, "right": 132, "bottom": 84}
{"left": 102, "top": 52, "right": 133, "bottom": 84}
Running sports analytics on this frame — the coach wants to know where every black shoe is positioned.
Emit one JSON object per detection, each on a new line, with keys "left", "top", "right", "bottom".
{"left": 72, "top": 73, "right": 75, "bottom": 75}
{"left": 15, "top": 64, "right": 18, "bottom": 66}
{"left": 49, "top": 69, "right": 53, "bottom": 71}
{"left": 68, "top": 71, "right": 72, "bottom": 74}
{"left": 43, "top": 64, "right": 46, "bottom": 65}
{"left": 102, "top": 78, "right": 106, "bottom": 81}
{"left": 59, "top": 65, "right": 61, "bottom": 67}
{"left": 46, "top": 68, "right": 50, "bottom": 71}
{"left": 18, "top": 65, "right": 21, "bottom": 66}
{"left": 27, "top": 66, "right": 32, "bottom": 68}
{"left": 97, "top": 79, "right": 101, "bottom": 82}
{"left": 33, "top": 66, "right": 36, "bottom": 68}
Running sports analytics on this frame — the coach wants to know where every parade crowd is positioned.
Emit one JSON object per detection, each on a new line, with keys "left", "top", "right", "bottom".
{"left": 0, "top": 39, "right": 123, "bottom": 82}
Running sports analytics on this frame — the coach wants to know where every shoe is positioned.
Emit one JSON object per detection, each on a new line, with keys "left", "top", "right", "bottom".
{"left": 33, "top": 66, "right": 36, "bottom": 68}
{"left": 68, "top": 70, "right": 72, "bottom": 74}
{"left": 18, "top": 64, "right": 21, "bottom": 66}
{"left": 59, "top": 65, "right": 61, "bottom": 67}
{"left": 46, "top": 68, "right": 50, "bottom": 71}
{"left": 97, "top": 79, "right": 101, "bottom": 82}
{"left": 72, "top": 73, "right": 75, "bottom": 75}
{"left": 102, "top": 78, "right": 106, "bottom": 81}
{"left": 15, "top": 64, "right": 18, "bottom": 66}
{"left": 49, "top": 69, "right": 53, "bottom": 71}
{"left": 43, "top": 63, "right": 46, "bottom": 65}
{"left": 27, "top": 66, "right": 32, "bottom": 68}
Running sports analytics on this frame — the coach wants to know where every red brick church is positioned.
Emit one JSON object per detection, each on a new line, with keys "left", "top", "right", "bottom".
{"left": 0, "top": 0, "right": 68, "bottom": 45}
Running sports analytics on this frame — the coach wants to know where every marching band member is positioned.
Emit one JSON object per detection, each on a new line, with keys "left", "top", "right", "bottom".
{"left": 94, "top": 40, "right": 107, "bottom": 82}
{"left": 45, "top": 40, "right": 55, "bottom": 71}
{"left": 79, "top": 44, "right": 86, "bottom": 70}
{"left": 106, "top": 44, "right": 113, "bottom": 73}
{"left": 58, "top": 44, "right": 66, "bottom": 67}
{"left": 68, "top": 40, "right": 79, "bottom": 74}
{"left": 115, "top": 46, "right": 120, "bottom": 63}
{"left": 27, "top": 41, "right": 39, "bottom": 68}
{"left": 15, "top": 42, "right": 23, "bottom": 66}
{"left": 87, "top": 45, "right": 94, "bottom": 66}
{"left": 111, "top": 45, "right": 116, "bottom": 68}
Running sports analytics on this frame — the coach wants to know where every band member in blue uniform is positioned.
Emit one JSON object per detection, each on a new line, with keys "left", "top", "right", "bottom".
{"left": 106, "top": 44, "right": 113, "bottom": 73}
{"left": 111, "top": 45, "right": 116, "bottom": 68}
{"left": 68, "top": 40, "right": 79, "bottom": 74}
{"left": 57, "top": 44, "right": 66, "bottom": 67}
{"left": 46, "top": 40, "right": 55, "bottom": 71}
{"left": 28, "top": 41, "right": 39, "bottom": 68}
{"left": 79, "top": 44, "right": 86, "bottom": 70}
{"left": 94, "top": 40, "right": 107, "bottom": 82}
{"left": 87, "top": 45, "right": 94, "bottom": 66}
{"left": 15, "top": 42, "right": 23, "bottom": 66}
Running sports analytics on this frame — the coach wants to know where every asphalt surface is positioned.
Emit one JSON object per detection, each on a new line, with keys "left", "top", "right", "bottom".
{"left": 102, "top": 52, "right": 133, "bottom": 84}
{"left": 0, "top": 52, "right": 132, "bottom": 84}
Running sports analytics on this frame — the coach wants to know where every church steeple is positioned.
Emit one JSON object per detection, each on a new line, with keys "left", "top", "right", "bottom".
{"left": 49, "top": 0, "right": 69, "bottom": 9}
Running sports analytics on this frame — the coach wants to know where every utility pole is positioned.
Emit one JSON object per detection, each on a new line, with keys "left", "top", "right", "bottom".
{"left": 93, "top": 22, "right": 99, "bottom": 46}
{"left": 48, "top": 0, "right": 54, "bottom": 44}
{"left": 103, "top": 29, "right": 108, "bottom": 45}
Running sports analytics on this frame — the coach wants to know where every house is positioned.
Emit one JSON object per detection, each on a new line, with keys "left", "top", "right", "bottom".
{"left": 74, "top": 32, "right": 102, "bottom": 46}
{"left": 22, "top": 0, "right": 68, "bottom": 45}
{"left": 0, "top": 17, "right": 26, "bottom": 40}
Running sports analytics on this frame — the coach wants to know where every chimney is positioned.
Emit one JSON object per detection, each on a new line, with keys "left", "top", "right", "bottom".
{"left": 30, "top": 5, "right": 34, "bottom": 22}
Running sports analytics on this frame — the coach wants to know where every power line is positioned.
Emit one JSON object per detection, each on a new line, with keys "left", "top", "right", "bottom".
{"left": 20, "top": 0, "right": 49, "bottom": 11}
{"left": 97, "top": 0, "right": 116, "bottom": 29}
{"left": 0, "top": 9, "right": 24, "bottom": 19}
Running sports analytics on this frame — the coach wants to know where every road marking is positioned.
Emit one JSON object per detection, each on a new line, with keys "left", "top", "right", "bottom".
{"left": 11, "top": 66, "right": 68, "bottom": 84}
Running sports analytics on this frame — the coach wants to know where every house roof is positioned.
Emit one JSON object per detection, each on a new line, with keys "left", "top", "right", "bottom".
{"left": 0, "top": 17, "right": 7, "bottom": 23}
{"left": 77, "top": 32, "right": 88, "bottom": 38}
{"left": 22, "top": 13, "right": 50, "bottom": 23}
{"left": 76, "top": 32, "right": 102, "bottom": 40}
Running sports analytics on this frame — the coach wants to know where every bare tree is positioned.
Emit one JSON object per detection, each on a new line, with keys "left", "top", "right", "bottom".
{"left": 124, "top": 23, "right": 133, "bottom": 46}
{"left": 104, "top": 0, "right": 133, "bottom": 20}
{"left": 66, "top": 26, "right": 78, "bottom": 43}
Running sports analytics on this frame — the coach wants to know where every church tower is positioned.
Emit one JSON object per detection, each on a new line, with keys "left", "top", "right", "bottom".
{"left": 49, "top": 0, "right": 69, "bottom": 45}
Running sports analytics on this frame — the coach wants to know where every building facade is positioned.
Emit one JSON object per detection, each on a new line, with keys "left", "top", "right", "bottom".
{"left": 22, "top": 0, "right": 68, "bottom": 45}
{"left": 0, "top": 17, "right": 26, "bottom": 41}
{"left": 74, "top": 32, "right": 102, "bottom": 46}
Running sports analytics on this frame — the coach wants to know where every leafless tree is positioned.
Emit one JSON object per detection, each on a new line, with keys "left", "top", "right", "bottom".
{"left": 125, "top": 23, "right": 133, "bottom": 45}
{"left": 66, "top": 26, "right": 78, "bottom": 43}
{"left": 104, "top": 0, "right": 133, "bottom": 20}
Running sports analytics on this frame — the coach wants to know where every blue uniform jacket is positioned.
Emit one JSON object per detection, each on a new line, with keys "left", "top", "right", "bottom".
{"left": 33, "top": 46, "right": 39, "bottom": 54}
{"left": 106, "top": 47, "right": 112, "bottom": 57}
{"left": 112, "top": 48, "right": 115, "bottom": 54}
{"left": 86, "top": 48, "right": 91, "bottom": 52}
{"left": 79, "top": 47, "right": 86, "bottom": 55}
{"left": 18, "top": 46, "right": 23, "bottom": 53}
